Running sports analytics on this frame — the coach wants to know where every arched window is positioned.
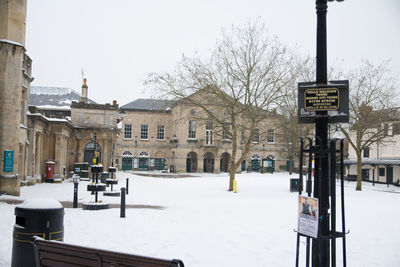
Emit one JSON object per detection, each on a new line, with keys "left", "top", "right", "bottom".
{"left": 122, "top": 151, "right": 133, "bottom": 157}
{"left": 138, "top": 152, "right": 149, "bottom": 170}
{"left": 139, "top": 151, "right": 149, "bottom": 158}
{"left": 121, "top": 151, "right": 133, "bottom": 170}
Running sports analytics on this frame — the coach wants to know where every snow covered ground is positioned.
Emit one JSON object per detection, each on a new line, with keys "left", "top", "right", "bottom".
{"left": 1, "top": 172, "right": 399, "bottom": 266}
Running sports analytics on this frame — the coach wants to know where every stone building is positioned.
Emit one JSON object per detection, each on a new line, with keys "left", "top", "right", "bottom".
{"left": 0, "top": 0, "right": 33, "bottom": 195}
{"left": 115, "top": 94, "right": 287, "bottom": 174}
{"left": 25, "top": 81, "right": 121, "bottom": 183}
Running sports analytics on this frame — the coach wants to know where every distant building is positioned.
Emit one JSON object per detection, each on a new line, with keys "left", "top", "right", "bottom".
{"left": 115, "top": 92, "right": 286, "bottom": 173}
{"left": 26, "top": 80, "right": 120, "bottom": 185}
{"left": 345, "top": 118, "right": 400, "bottom": 185}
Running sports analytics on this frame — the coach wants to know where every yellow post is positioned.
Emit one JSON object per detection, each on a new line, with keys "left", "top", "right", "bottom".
{"left": 233, "top": 179, "right": 237, "bottom": 193}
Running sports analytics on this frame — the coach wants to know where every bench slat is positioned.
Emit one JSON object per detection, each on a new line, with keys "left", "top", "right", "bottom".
{"left": 34, "top": 237, "right": 184, "bottom": 267}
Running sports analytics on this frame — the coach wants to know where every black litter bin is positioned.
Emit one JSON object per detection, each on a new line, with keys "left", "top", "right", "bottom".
{"left": 170, "top": 165, "right": 175, "bottom": 173}
{"left": 11, "top": 199, "right": 64, "bottom": 267}
{"left": 290, "top": 178, "right": 300, "bottom": 192}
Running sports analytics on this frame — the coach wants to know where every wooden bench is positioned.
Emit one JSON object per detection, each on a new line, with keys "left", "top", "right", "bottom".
{"left": 32, "top": 237, "right": 185, "bottom": 267}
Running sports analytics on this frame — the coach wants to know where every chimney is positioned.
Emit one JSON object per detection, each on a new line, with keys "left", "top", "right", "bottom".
{"left": 113, "top": 100, "right": 117, "bottom": 105}
{"left": 81, "top": 78, "right": 88, "bottom": 103}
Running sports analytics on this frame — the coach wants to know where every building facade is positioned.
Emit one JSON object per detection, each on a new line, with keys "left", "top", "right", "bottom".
{"left": 345, "top": 121, "right": 400, "bottom": 185}
{"left": 115, "top": 97, "right": 287, "bottom": 174}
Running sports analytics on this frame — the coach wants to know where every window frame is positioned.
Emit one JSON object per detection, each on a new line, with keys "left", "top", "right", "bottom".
{"left": 124, "top": 124, "right": 132, "bottom": 139}
{"left": 140, "top": 124, "right": 149, "bottom": 140}
{"left": 253, "top": 128, "right": 260, "bottom": 143}
{"left": 222, "top": 122, "right": 231, "bottom": 140}
{"left": 157, "top": 125, "right": 165, "bottom": 141}
{"left": 188, "top": 120, "right": 196, "bottom": 139}
{"left": 363, "top": 147, "right": 370, "bottom": 158}
{"left": 267, "top": 129, "right": 275, "bottom": 144}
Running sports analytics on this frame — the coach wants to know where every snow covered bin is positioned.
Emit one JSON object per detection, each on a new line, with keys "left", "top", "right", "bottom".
{"left": 11, "top": 199, "right": 64, "bottom": 267}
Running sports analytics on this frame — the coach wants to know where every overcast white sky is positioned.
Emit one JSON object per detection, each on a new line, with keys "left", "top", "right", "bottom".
{"left": 26, "top": 0, "right": 400, "bottom": 106}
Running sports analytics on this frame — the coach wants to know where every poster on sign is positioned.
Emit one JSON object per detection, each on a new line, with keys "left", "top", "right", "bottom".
{"left": 297, "top": 195, "right": 319, "bottom": 238}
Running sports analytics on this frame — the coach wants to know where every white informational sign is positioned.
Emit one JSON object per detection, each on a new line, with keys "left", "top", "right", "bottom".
{"left": 133, "top": 158, "right": 138, "bottom": 169}
{"left": 297, "top": 195, "right": 319, "bottom": 238}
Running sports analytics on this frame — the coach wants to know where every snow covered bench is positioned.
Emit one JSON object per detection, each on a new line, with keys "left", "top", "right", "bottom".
{"left": 32, "top": 237, "right": 184, "bottom": 267}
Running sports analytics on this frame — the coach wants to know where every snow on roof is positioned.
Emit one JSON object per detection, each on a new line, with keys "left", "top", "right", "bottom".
{"left": 344, "top": 158, "right": 400, "bottom": 165}
{"left": 17, "top": 198, "right": 63, "bottom": 210}
{"left": 30, "top": 86, "right": 72, "bottom": 95}
{"left": 29, "top": 86, "right": 96, "bottom": 107}
{"left": 0, "top": 39, "right": 24, "bottom": 47}
{"left": 36, "top": 105, "right": 71, "bottom": 110}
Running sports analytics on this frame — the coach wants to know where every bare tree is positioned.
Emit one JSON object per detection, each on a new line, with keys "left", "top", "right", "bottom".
{"left": 276, "top": 56, "right": 315, "bottom": 174}
{"left": 337, "top": 60, "right": 399, "bottom": 191}
{"left": 146, "top": 21, "right": 295, "bottom": 191}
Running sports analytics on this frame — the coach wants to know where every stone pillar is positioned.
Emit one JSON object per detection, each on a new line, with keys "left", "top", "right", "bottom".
{"left": 215, "top": 155, "right": 221, "bottom": 174}
{"left": 54, "top": 133, "right": 63, "bottom": 176}
{"left": 198, "top": 154, "right": 204, "bottom": 173}
{"left": 35, "top": 132, "right": 42, "bottom": 177}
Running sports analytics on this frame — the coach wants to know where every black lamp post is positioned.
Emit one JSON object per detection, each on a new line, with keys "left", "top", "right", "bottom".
{"left": 314, "top": 1, "right": 343, "bottom": 267}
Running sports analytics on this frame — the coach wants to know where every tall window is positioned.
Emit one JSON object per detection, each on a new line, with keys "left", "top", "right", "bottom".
{"left": 141, "top": 124, "right": 148, "bottom": 140}
{"left": 124, "top": 124, "right": 132, "bottom": 139}
{"left": 363, "top": 147, "right": 370, "bottom": 158}
{"left": 157, "top": 125, "right": 165, "bottom": 140}
{"left": 205, "top": 121, "right": 213, "bottom": 145}
{"left": 188, "top": 120, "right": 196, "bottom": 139}
{"left": 253, "top": 128, "right": 260, "bottom": 143}
{"left": 267, "top": 129, "right": 275, "bottom": 144}
{"left": 222, "top": 122, "right": 231, "bottom": 140}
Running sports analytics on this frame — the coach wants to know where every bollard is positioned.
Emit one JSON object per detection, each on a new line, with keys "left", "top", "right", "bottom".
{"left": 120, "top": 187, "right": 126, "bottom": 218}
{"left": 73, "top": 182, "right": 78, "bottom": 208}
{"left": 95, "top": 186, "right": 98, "bottom": 203}
{"left": 126, "top": 178, "right": 129, "bottom": 195}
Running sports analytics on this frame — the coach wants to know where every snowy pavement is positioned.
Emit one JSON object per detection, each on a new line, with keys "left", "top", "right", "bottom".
{"left": 1, "top": 172, "right": 400, "bottom": 266}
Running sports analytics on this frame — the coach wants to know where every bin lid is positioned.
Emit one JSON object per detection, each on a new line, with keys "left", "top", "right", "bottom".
{"left": 17, "top": 198, "right": 63, "bottom": 210}
{"left": 45, "top": 161, "right": 56, "bottom": 164}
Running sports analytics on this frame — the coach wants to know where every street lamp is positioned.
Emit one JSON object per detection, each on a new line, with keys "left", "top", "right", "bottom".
{"left": 314, "top": 1, "right": 344, "bottom": 267}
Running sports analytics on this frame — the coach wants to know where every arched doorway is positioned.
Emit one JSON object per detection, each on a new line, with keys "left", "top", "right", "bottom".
{"left": 139, "top": 151, "right": 150, "bottom": 171}
{"left": 251, "top": 154, "right": 261, "bottom": 172}
{"left": 264, "top": 154, "right": 275, "bottom": 173}
{"left": 186, "top": 152, "right": 198, "bottom": 173}
{"left": 121, "top": 151, "right": 133, "bottom": 171}
{"left": 84, "top": 141, "right": 101, "bottom": 165}
{"left": 203, "top": 152, "right": 215, "bottom": 173}
{"left": 220, "top": 152, "right": 231, "bottom": 172}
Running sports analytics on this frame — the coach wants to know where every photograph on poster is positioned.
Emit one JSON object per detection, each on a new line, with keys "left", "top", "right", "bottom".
{"left": 298, "top": 195, "right": 319, "bottom": 238}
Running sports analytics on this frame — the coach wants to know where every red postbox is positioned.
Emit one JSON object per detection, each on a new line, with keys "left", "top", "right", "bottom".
{"left": 46, "top": 161, "right": 56, "bottom": 182}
